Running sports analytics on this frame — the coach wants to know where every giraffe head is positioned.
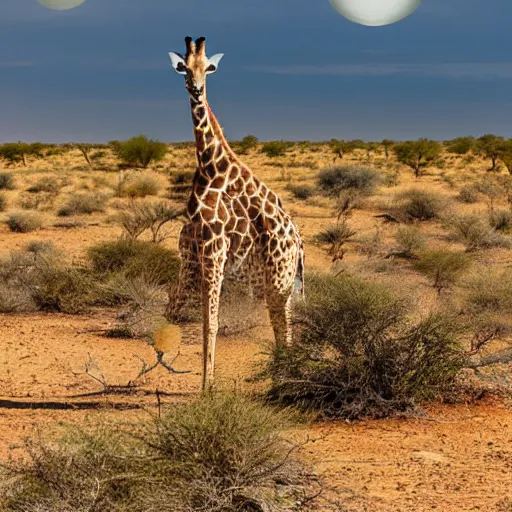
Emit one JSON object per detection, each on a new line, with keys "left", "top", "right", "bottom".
{"left": 169, "top": 36, "right": 224, "bottom": 103}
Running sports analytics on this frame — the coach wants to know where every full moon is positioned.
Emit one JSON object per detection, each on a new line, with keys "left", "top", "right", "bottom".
{"left": 36, "top": 0, "right": 86, "bottom": 10}
{"left": 329, "top": 0, "right": 421, "bottom": 26}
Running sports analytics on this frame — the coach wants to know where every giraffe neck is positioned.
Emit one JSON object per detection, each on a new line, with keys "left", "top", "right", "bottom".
{"left": 190, "top": 98, "right": 239, "bottom": 176}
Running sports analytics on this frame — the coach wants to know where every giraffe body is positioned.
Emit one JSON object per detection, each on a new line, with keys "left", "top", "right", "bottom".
{"left": 166, "top": 37, "right": 304, "bottom": 388}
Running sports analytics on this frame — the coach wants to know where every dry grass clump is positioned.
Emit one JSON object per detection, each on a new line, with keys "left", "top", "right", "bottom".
{"left": 261, "top": 273, "right": 463, "bottom": 419}
{"left": 116, "top": 173, "right": 161, "bottom": 198}
{"left": 6, "top": 212, "right": 43, "bottom": 233}
{"left": 315, "top": 220, "right": 356, "bottom": 261}
{"left": 394, "top": 225, "right": 426, "bottom": 258}
{"left": 413, "top": 249, "right": 472, "bottom": 293}
{"left": 0, "top": 172, "right": 15, "bottom": 190}
{"left": 317, "top": 165, "right": 379, "bottom": 197}
{"left": 0, "top": 192, "right": 7, "bottom": 212}
{"left": 286, "top": 184, "right": 316, "bottom": 200}
{"left": 489, "top": 209, "right": 512, "bottom": 232}
{"left": 26, "top": 176, "right": 62, "bottom": 194}
{"left": 457, "top": 184, "right": 480, "bottom": 204}
{"left": 446, "top": 214, "right": 511, "bottom": 251}
{"left": 57, "top": 193, "right": 108, "bottom": 216}
{"left": 394, "top": 189, "right": 448, "bottom": 221}
{"left": 0, "top": 393, "right": 307, "bottom": 512}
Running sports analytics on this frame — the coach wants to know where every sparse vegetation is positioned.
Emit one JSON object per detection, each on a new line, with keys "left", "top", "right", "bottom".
{"left": 394, "top": 225, "right": 426, "bottom": 258}
{"left": 457, "top": 184, "right": 479, "bottom": 203}
{"left": 394, "top": 189, "right": 447, "bottom": 221}
{"left": 262, "top": 273, "right": 463, "bottom": 419}
{"left": 0, "top": 172, "right": 15, "bottom": 190}
{"left": 317, "top": 165, "right": 379, "bottom": 197}
{"left": 0, "top": 192, "right": 6, "bottom": 212}
{"left": 117, "top": 173, "right": 161, "bottom": 198}
{"left": 316, "top": 220, "right": 356, "bottom": 261}
{"left": 58, "top": 193, "right": 108, "bottom": 216}
{"left": 260, "top": 140, "right": 293, "bottom": 158}
{"left": 286, "top": 183, "right": 315, "bottom": 200}
{"left": 6, "top": 211, "right": 43, "bottom": 232}
{"left": 413, "top": 249, "right": 471, "bottom": 293}
{"left": 447, "top": 214, "right": 511, "bottom": 251}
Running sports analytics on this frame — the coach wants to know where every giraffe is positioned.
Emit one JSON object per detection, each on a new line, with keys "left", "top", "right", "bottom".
{"left": 166, "top": 36, "right": 305, "bottom": 389}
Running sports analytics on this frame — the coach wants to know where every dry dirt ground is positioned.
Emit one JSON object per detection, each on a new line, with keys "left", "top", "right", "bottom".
{"left": 0, "top": 146, "right": 511, "bottom": 510}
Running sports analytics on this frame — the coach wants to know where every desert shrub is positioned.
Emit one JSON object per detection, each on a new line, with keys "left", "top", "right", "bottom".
{"left": 116, "top": 200, "right": 182, "bottom": 243}
{"left": 0, "top": 253, "right": 36, "bottom": 313}
{"left": 286, "top": 183, "right": 315, "bottom": 200}
{"left": 413, "top": 249, "right": 471, "bottom": 293}
{"left": 262, "top": 273, "right": 463, "bottom": 419}
{"left": 447, "top": 214, "right": 511, "bottom": 251}
{"left": 168, "top": 170, "right": 195, "bottom": 199}
{"left": 113, "top": 135, "right": 168, "bottom": 168}
{"left": 463, "top": 269, "right": 512, "bottom": 315}
{"left": 316, "top": 220, "right": 356, "bottom": 261}
{"left": 25, "top": 240, "right": 57, "bottom": 255}
{"left": 394, "top": 189, "right": 447, "bottom": 221}
{"left": 489, "top": 209, "right": 512, "bottom": 232}
{"left": 58, "top": 193, "right": 107, "bottom": 216}
{"left": 260, "top": 140, "right": 293, "bottom": 158}
{"left": 0, "top": 394, "right": 305, "bottom": 512}
{"left": 18, "top": 191, "right": 57, "bottom": 211}
{"left": 0, "top": 172, "right": 15, "bottom": 190}
{"left": 26, "top": 176, "right": 61, "bottom": 194}
{"left": 6, "top": 212, "right": 43, "bottom": 233}
{"left": 237, "top": 134, "right": 259, "bottom": 154}
{"left": 317, "top": 166, "right": 379, "bottom": 197}
{"left": 394, "top": 225, "right": 426, "bottom": 258}
{"left": 88, "top": 239, "right": 180, "bottom": 286}
{"left": 457, "top": 185, "right": 479, "bottom": 204}
{"left": 118, "top": 174, "right": 160, "bottom": 198}
{"left": 335, "top": 188, "right": 364, "bottom": 218}
{"left": 0, "top": 192, "right": 6, "bottom": 212}
{"left": 31, "top": 265, "right": 99, "bottom": 314}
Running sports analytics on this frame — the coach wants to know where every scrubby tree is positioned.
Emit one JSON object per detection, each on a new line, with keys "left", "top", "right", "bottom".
{"left": 393, "top": 138, "right": 442, "bottom": 178}
{"left": 497, "top": 139, "right": 512, "bottom": 175}
{"left": 446, "top": 136, "right": 475, "bottom": 155}
{"left": 260, "top": 140, "right": 293, "bottom": 158}
{"left": 112, "top": 135, "right": 168, "bottom": 169}
{"left": 329, "top": 139, "right": 355, "bottom": 163}
{"left": 477, "top": 134, "right": 505, "bottom": 171}
{"left": 237, "top": 134, "right": 259, "bottom": 154}
{"left": 381, "top": 139, "right": 395, "bottom": 160}
{"left": 365, "top": 142, "right": 379, "bottom": 161}
{"left": 0, "top": 142, "right": 44, "bottom": 166}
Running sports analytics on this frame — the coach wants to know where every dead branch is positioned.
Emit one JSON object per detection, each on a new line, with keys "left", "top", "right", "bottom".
{"left": 465, "top": 348, "right": 512, "bottom": 369}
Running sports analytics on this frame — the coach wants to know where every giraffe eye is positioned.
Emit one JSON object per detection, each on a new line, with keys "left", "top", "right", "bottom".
{"left": 206, "top": 64, "right": 216, "bottom": 73}
{"left": 177, "top": 62, "right": 187, "bottom": 73}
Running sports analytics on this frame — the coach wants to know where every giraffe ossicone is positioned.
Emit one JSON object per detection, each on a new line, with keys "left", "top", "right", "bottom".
{"left": 165, "top": 36, "right": 305, "bottom": 390}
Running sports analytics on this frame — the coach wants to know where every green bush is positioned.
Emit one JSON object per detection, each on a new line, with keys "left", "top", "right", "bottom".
{"left": 237, "top": 134, "right": 259, "bottom": 154}
{"left": 113, "top": 135, "right": 168, "bottom": 168}
{"left": 88, "top": 239, "right": 180, "bottom": 286}
{"left": 447, "top": 214, "right": 511, "bottom": 251}
{"left": 393, "top": 138, "right": 442, "bottom": 178}
{"left": 395, "top": 189, "right": 447, "bottom": 221}
{"left": 260, "top": 140, "right": 293, "bottom": 158}
{"left": 0, "top": 172, "right": 15, "bottom": 190}
{"left": 317, "top": 166, "right": 379, "bottom": 197}
{"left": 413, "top": 249, "right": 472, "bottom": 293}
{"left": 262, "top": 273, "right": 463, "bottom": 419}
{"left": 58, "top": 193, "right": 107, "bottom": 216}
{"left": 286, "top": 183, "right": 315, "bottom": 200}
{"left": 6, "top": 212, "right": 43, "bottom": 232}
{"left": 0, "top": 394, "right": 305, "bottom": 512}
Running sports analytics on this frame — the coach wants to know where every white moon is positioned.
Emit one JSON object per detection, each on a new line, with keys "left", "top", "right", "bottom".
{"left": 36, "top": 0, "right": 86, "bottom": 10}
{"left": 329, "top": 0, "right": 421, "bottom": 26}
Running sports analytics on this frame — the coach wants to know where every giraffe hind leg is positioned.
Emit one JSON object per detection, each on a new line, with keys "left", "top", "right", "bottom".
{"left": 265, "top": 289, "right": 293, "bottom": 348}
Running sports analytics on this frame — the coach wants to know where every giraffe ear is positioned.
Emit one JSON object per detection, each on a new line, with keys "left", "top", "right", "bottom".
{"left": 206, "top": 53, "right": 224, "bottom": 74}
{"left": 168, "top": 52, "right": 187, "bottom": 75}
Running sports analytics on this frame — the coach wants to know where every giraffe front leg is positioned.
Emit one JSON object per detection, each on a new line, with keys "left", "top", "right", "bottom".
{"left": 201, "top": 253, "right": 226, "bottom": 390}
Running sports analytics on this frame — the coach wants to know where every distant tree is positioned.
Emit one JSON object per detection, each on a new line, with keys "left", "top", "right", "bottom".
{"left": 381, "top": 139, "right": 395, "bottom": 160}
{"left": 446, "top": 136, "right": 475, "bottom": 155}
{"left": 477, "top": 134, "right": 505, "bottom": 171}
{"left": 393, "top": 138, "right": 442, "bottom": 178}
{"left": 112, "top": 135, "right": 168, "bottom": 169}
{"left": 498, "top": 139, "right": 512, "bottom": 175}
{"left": 365, "top": 142, "right": 380, "bottom": 161}
{"left": 347, "top": 139, "right": 366, "bottom": 151}
{"left": 260, "top": 140, "right": 293, "bottom": 158}
{"left": 329, "top": 139, "right": 348, "bottom": 162}
{"left": 64, "top": 143, "right": 108, "bottom": 167}
{"left": 238, "top": 135, "right": 259, "bottom": 154}
{"left": 0, "top": 142, "right": 43, "bottom": 166}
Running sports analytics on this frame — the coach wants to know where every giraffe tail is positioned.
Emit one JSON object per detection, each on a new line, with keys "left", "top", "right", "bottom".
{"left": 293, "top": 244, "right": 305, "bottom": 301}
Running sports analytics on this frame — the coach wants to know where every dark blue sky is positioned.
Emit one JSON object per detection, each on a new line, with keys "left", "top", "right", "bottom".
{"left": 1, "top": 0, "right": 512, "bottom": 142}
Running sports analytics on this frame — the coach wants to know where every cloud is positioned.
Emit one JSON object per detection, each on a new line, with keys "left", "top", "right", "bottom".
{"left": 246, "top": 62, "right": 512, "bottom": 80}
{"left": 0, "top": 61, "right": 34, "bottom": 68}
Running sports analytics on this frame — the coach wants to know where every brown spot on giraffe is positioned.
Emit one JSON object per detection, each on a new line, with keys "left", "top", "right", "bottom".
{"left": 166, "top": 36, "right": 305, "bottom": 390}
